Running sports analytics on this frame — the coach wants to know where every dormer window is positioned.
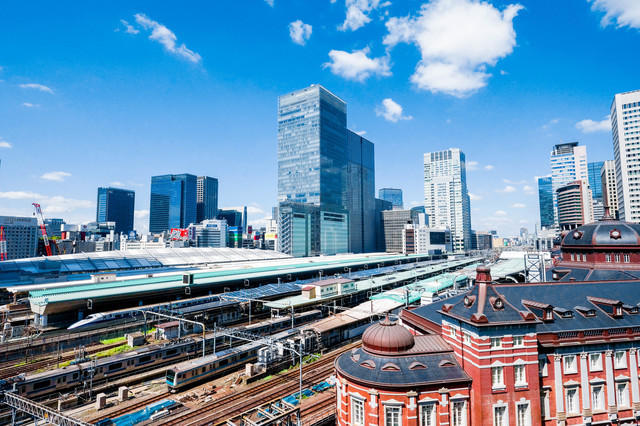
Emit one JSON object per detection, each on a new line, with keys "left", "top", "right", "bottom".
{"left": 554, "top": 308, "right": 574, "bottom": 319}
{"left": 544, "top": 308, "right": 554, "bottom": 321}
{"left": 615, "top": 306, "right": 623, "bottom": 316}
{"left": 575, "top": 306, "right": 596, "bottom": 317}
{"left": 623, "top": 305, "right": 639, "bottom": 314}
{"left": 490, "top": 297, "right": 504, "bottom": 310}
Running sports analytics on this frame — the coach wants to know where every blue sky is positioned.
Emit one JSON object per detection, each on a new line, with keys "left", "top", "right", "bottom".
{"left": 0, "top": 0, "right": 639, "bottom": 236}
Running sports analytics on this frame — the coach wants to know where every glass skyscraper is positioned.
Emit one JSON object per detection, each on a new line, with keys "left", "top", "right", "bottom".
{"left": 537, "top": 176, "right": 554, "bottom": 229}
{"left": 423, "top": 148, "right": 471, "bottom": 252}
{"left": 196, "top": 176, "right": 218, "bottom": 223}
{"left": 149, "top": 174, "right": 197, "bottom": 233}
{"left": 588, "top": 161, "right": 604, "bottom": 220}
{"left": 345, "top": 130, "right": 375, "bottom": 253}
{"left": 96, "top": 187, "right": 135, "bottom": 235}
{"left": 550, "top": 142, "right": 588, "bottom": 226}
{"left": 378, "top": 188, "right": 403, "bottom": 209}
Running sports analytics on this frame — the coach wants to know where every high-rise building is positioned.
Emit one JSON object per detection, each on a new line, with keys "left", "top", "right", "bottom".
{"left": 196, "top": 176, "right": 218, "bottom": 224}
{"left": 381, "top": 209, "right": 421, "bottom": 253}
{"left": 217, "top": 209, "right": 243, "bottom": 228}
{"left": 601, "top": 160, "right": 619, "bottom": 218}
{"left": 470, "top": 230, "right": 493, "bottom": 251}
{"left": 345, "top": 130, "right": 375, "bottom": 253}
{"left": 149, "top": 174, "right": 197, "bottom": 233}
{"left": 611, "top": 90, "right": 640, "bottom": 222}
{"left": 423, "top": 148, "right": 471, "bottom": 252}
{"left": 402, "top": 223, "right": 451, "bottom": 255}
{"left": 378, "top": 188, "right": 403, "bottom": 209}
{"left": 556, "top": 180, "right": 593, "bottom": 230}
{"left": 537, "top": 176, "right": 554, "bottom": 229}
{"left": 188, "top": 219, "right": 227, "bottom": 248}
{"left": 277, "top": 84, "right": 347, "bottom": 207}
{"left": 550, "top": 142, "right": 588, "bottom": 226}
{"left": 588, "top": 161, "right": 605, "bottom": 220}
{"left": 375, "top": 198, "right": 393, "bottom": 252}
{"left": 45, "top": 218, "right": 65, "bottom": 238}
{"left": 0, "top": 216, "right": 39, "bottom": 259}
{"left": 97, "top": 187, "right": 135, "bottom": 235}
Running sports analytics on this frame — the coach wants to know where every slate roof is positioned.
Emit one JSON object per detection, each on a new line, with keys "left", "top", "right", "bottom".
{"left": 562, "top": 217, "right": 640, "bottom": 247}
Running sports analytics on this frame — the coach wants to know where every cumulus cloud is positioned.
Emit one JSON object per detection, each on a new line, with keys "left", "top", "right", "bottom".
{"left": 41, "top": 171, "right": 71, "bottom": 182}
{"left": 376, "top": 98, "right": 413, "bottom": 122}
{"left": 590, "top": 0, "right": 640, "bottom": 29}
{"left": 324, "top": 47, "right": 391, "bottom": 81}
{"left": 134, "top": 14, "right": 202, "bottom": 63}
{"left": 511, "top": 203, "right": 526, "bottom": 208}
{"left": 0, "top": 191, "right": 92, "bottom": 214}
{"left": 576, "top": 116, "right": 611, "bottom": 133}
{"left": 289, "top": 20, "right": 312, "bottom": 45}
{"left": 495, "top": 185, "right": 517, "bottom": 193}
{"left": 523, "top": 185, "right": 534, "bottom": 194}
{"left": 120, "top": 19, "right": 139, "bottom": 34}
{"left": 467, "top": 160, "right": 493, "bottom": 172}
{"left": 19, "top": 83, "right": 54, "bottom": 94}
{"left": 383, "top": 0, "right": 523, "bottom": 97}
{"left": 469, "top": 192, "right": 482, "bottom": 201}
{"left": 0, "top": 140, "right": 12, "bottom": 149}
{"left": 134, "top": 209, "right": 150, "bottom": 219}
{"left": 339, "top": 0, "right": 388, "bottom": 31}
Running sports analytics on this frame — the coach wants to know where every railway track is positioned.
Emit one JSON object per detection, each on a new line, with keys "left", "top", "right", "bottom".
{"left": 86, "top": 391, "right": 171, "bottom": 423}
{"left": 301, "top": 391, "right": 336, "bottom": 426}
{"left": 162, "top": 341, "right": 360, "bottom": 426}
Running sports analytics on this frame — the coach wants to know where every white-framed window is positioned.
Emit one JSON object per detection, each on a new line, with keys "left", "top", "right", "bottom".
{"left": 606, "top": 254, "right": 612, "bottom": 262}
{"left": 463, "top": 332, "right": 471, "bottom": 344}
{"left": 624, "top": 254, "right": 630, "bottom": 263}
{"left": 591, "top": 385, "right": 605, "bottom": 411}
{"left": 516, "top": 402, "right": 530, "bottom": 426}
{"left": 493, "top": 405, "right": 507, "bottom": 426}
{"left": 582, "top": 254, "right": 587, "bottom": 261}
{"left": 451, "top": 401, "right": 466, "bottom": 426}
{"left": 352, "top": 397, "right": 365, "bottom": 426}
{"left": 563, "top": 355, "right": 577, "bottom": 374}
{"left": 565, "top": 388, "right": 579, "bottom": 414}
{"left": 589, "top": 353, "right": 603, "bottom": 371}
{"left": 384, "top": 405, "right": 402, "bottom": 426}
{"left": 514, "top": 364, "right": 527, "bottom": 386}
{"left": 615, "top": 254, "right": 621, "bottom": 262}
{"left": 419, "top": 403, "right": 436, "bottom": 426}
{"left": 538, "top": 357, "right": 548, "bottom": 377}
{"left": 492, "top": 366, "right": 504, "bottom": 388}
{"left": 450, "top": 327, "right": 457, "bottom": 338}
{"left": 570, "top": 253, "right": 575, "bottom": 261}
{"left": 617, "top": 382, "right": 630, "bottom": 408}
{"left": 491, "top": 337, "right": 502, "bottom": 348}
{"left": 513, "top": 335, "right": 524, "bottom": 347}
{"left": 614, "top": 351, "right": 627, "bottom": 369}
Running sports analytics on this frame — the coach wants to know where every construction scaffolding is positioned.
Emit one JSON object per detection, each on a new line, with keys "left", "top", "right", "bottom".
{"left": 0, "top": 391, "right": 90, "bottom": 426}
{"left": 225, "top": 399, "right": 301, "bottom": 426}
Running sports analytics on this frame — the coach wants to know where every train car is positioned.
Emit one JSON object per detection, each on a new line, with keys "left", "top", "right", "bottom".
{"left": 241, "top": 309, "right": 321, "bottom": 335}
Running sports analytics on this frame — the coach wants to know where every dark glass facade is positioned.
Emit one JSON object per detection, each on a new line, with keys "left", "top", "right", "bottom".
{"left": 196, "top": 176, "right": 219, "bottom": 223}
{"left": 149, "top": 174, "right": 197, "bottom": 233}
{"left": 217, "top": 210, "right": 243, "bottom": 228}
{"left": 538, "top": 176, "right": 554, "bottom": 228}
{"left": 96, "top": 187, "right": 135, "bottom": 235}
{"left": 588, "top": 161, "right": 604, "bottom": 200}
{"left": 379, "top": 188, "right": 403, "bottom": 209}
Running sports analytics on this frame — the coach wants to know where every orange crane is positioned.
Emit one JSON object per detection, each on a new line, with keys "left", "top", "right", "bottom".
{"left": 32, "top": 203, "right": 53, "bottom": 256}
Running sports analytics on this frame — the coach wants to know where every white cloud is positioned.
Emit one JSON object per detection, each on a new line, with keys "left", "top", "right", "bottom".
{"left": 41, "top": 171, "right": 71, "bottom": 182}
{"left": 109, "top": 181, "right": 126, "bottom": 187}
{"left": 410, "top": 200, "right": 422, "bottom": 206}
{"left": 324, "top": 47, "right": 391, "bottom": 81}
{"left": 19, "top": 83, "right": 54, "bottom": 94}
{"left": 503, "top": 178, "right": 528, "bottom": 184}
{"left": 265, "top": 0, "right": 274, "bottom": 6}
{"left": 22, "top": 102, "right": 39, "bottom": 107}
{"left": 495, "top": 210, "right": 508, "bottom": 216}
{"left": 590, "top": 0, "right": 640, "bottom": 29}
{"left": 495, "top": 185, "right": 517, "bottom": 193}
{"left": 376, "top": 98, "right": 413, "bottom": 122}
{"left": 134, "top": 209, "right": 150, "bottom": 219}
{"left": 523, "top": 185, "right": 534, "bottom": 194}
{"left": 134, "top": 14, "right": 202, "bottom": 63}
{"left": 484, "top": 164, "right": 494, "bottom": 170}
{"left": 339, "top": 0, "right": 387, "bottom": 31}
{"left": 467, "top": 160, "right": 479, "bottom": 171}
{"left": 469, "top": 192, "right": 482, "bottom": 201}
{"left": 289, "top": 20, "right": 312, "bottom": 45}
{"left": 384, "top": 0, "right": 523, "bottom": 97}
{"left": 120, "top": 19, "right": 139, "bottom": 34}
{"left": 0, "top": 140, "right": 12, "bottom": 149}
{"left": 511, "top": 203, "right": 526, "bottom": 208}
{"left": 354, "top": 130, "right": 367, "bottom": 136}
{"left": 225, "top": 206, "right": 265, "bottom": 215}
{"left": 576, "top": 116, "right": 611, "bottom": 133}
{"left": 0, "top": 191, "right": 92, "bottom": 215}
{"left": 0, "top": 191, "right": 41, "bottom": 199}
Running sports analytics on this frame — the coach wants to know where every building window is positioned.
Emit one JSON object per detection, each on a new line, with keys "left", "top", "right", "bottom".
{"left": 570, "top": 253, "right": 575, "bottom": 261}
{"left": 615, "top": 254, "right": 621, "bottom": 262}
{"left": 591, "top": 385, "right": 604, "bottom": 411}
{"left": 614, "top": 351, "right": 627, "bottom": 369}
{"left": 420, "top": 403, "right": 436, "bottom": 426}
{"left": 539, "top": 357, "right": 548, "bottom": 377}
{"left": 624, "top": 254, "right": 630, "bottom": 263}
{"left": 352, "top": 398, "right": 365, "bottom": 426}
{"left": 492, "top": 366, "right": 504, "bottom": 388}
{"left": 590, "top": 353, "right": 603, "bottom": 371}
{"left": 513, "top": 335, "right": 524, "bottom": 347}
{"left": 491, "top": 337, "right": 502, "bottom": 348}
{"left": 384, "top": 406, "right": 401, "bottom": 426}
{"left": 617, "top": 382, "right": 630, "bottom": 407}
{"left": 565, "top": 388, "right": 579, "bottom": 414}
{"left": 563, "top": 355, "right": 577, "bottom": 374}
{"left": 493, "top": 406, "right": 507, "bottom": 426}
{"left": 582, "top": 254, "right": 587, "bottom": 261}
{"left": 516, "top": 402, "right": 530, "bottom": 426}
{"left": 452, "top": 401, "right": 466, "bottom": 426}
{"left": 463, "top": 332, "right": 471, "bottom": 344}
{"left": 606, "top": 254, "right": 612, "bottom": 262}
{"left": 514, "top": 364, "right": 527, "bottom": 385}
{"left": 450, "top": 327, "right": 456, "bottom": 338}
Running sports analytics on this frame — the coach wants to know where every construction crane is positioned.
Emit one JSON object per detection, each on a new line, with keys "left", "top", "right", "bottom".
{"left": 32, "top": 203, "right": 52, "bottom": 257}
{"left": 0, "top": 226, "right": 7, "bottom": 261}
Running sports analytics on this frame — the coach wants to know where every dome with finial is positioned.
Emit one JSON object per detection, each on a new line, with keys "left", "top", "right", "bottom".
{"left": 561, "top": 206, "right": 640, "bottom": 248}
{"left": 361, "top": 316, "right": 415, "bottom": 355}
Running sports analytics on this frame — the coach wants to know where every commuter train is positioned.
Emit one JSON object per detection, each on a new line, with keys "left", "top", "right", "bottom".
{"left": 166, "top": 328, "right": 303, "bottom": 391}
{"left": 7, "top": 310, "right": 321, "bottom": 399}
{"left": 67, "top": 294, "right": 228, "bottom": 329}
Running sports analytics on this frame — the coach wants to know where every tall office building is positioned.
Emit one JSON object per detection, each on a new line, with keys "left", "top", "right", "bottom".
{"left": 378, "top": 188, "right": 403, "bottom": 209}
{"left": 537, "top": 176, "right": 554, "bottom": 229}
{"left": 423, "top": 148, "right": 471, "bottom": 252}
{"left": 611, "top": 90, "right": 640, "bottom": 222}
{"left": 345, "top": 130, "right": 375, "bottom": 253}
{"left": 196, "top": 176, "right": 218, "bottom": 223}
{"left": 550, "top": 142, "right": 588, "bottom": 226}
{"left": 375, "top": 198, "right": 393, "bottom": 252}
{"left": 0, "top": 216, "right": 39, "bottom": 259}
{"left": 96, "top": 187, "right": 135, "bottom": 235}
{"left": 588, "top": 161, "right": 605, "bottom": 220}
{"left": 381, "top": 209, "right": 421, "bottom": 253}
{"left": 601, "top": 160, "right": 619, "bottom": 218}
{"left": 149, "top": 174, "right": 197, "bottom": 233}
{"left": 556, "top": 180, "right": 593, "bottom": 230}
{"left": 217, "top": 209, "right": 243, "bottom": 228}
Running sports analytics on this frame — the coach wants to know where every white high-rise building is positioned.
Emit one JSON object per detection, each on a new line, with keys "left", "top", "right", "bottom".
{"left": 423, "top": 148, "right": 471, "bottom": 252}
{"left": 550, "top": 142, "right": 588, "bottom": 226}
{"left": 611, "top": 90, "right": 640, "bottom": 222}
{"left": 601, "top": 160, "right": 619, "bottom": 218}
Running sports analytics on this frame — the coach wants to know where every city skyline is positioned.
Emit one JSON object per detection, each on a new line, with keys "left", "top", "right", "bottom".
{"left": 1, "top": 1, "right": 639, "bottom": 235}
